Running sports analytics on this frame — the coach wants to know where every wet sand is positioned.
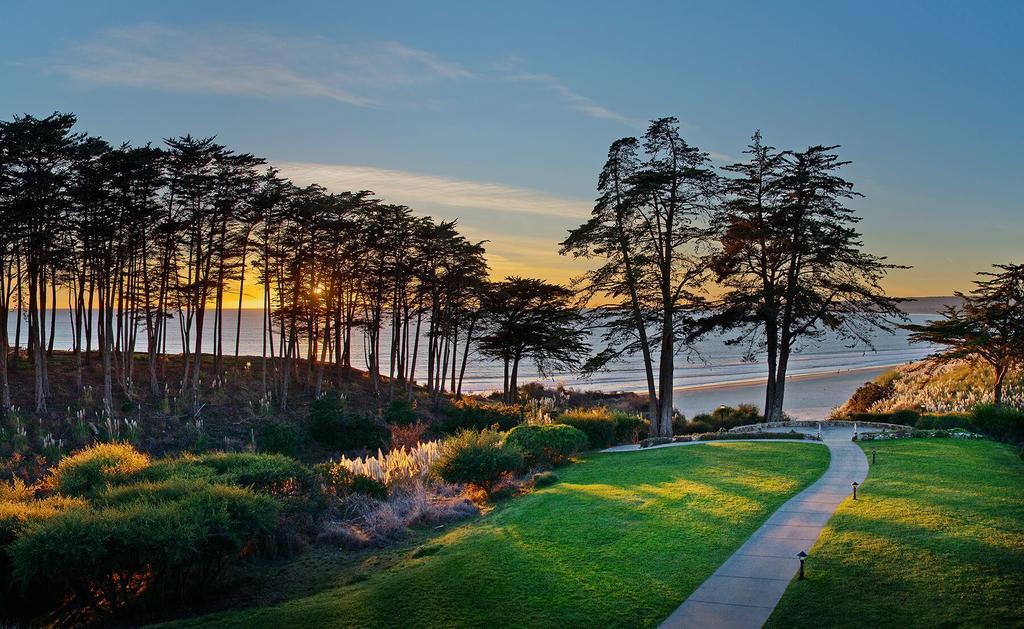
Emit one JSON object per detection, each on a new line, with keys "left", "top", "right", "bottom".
{"left": 673, "top": 365, "right": 894, "bottom": 420}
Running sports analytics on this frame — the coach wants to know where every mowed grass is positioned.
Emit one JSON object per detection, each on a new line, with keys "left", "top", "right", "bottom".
{"left": 767, "top": 439, "right": 1024, "bottom": 628}
{"left": 167, "top": 442, "right": 828, "bottom": 629}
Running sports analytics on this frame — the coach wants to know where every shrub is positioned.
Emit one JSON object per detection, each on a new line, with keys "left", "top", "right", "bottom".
{"left": 308, "top": 393, "right": 391, "bottom": 453}
{"left": 390, "top": 422, "right": 429, "bottom": 450}
{"left": 383, "top": 398, "right": 418, "bottom": 426}
{"left": 141, "top": 452, "right": 322, "bottom": 516}
{"left": 320, "top": 440, "right": 441, "bottom": 487}
{"left": 48, "top": 442, "right": 150, "bottom": 497}
{"left": 556, "top": 408, "right": 617, "bottom": 449}
{"left": 671, "top": 412, "right": 690, "bottom": 436}
{"left": 915, "top": 413, "right": 974, "bottom": 431}
{"left": 846, "top": 380, "right": 893, "bottom": 413}
{"left": 971, "top": 404, "right": 1024, "bottom": 443}
{"left": 505, "top": 424, "right": 587, "bottom": 467}
{"left": 431, "top": 430, "right": 523, "bottom": 496}
{"left": 679, "top": 405, "right": 762, "bottom": 435}
{"left": 442, "top": 400, "right": 523, "bottom": 433}
{"left": 314, "top": 465, "right": 388, "bottom": 501}
{"left": 349, "top": 475, "right": 389, "bottom": 501}
{"left": 889, "top": 408, "right": 922, "bottom": 426}
{"left": 257, "top": 421, "right": 301, "bottom": 457}
{"left": 8, "top": 483, "right": 277, "bottom": 612}
{"left": 532, "top": 471, "right": 559, "bottom": 488}
{"left": 614, "top": 412, "right": 649, "bottom": 443}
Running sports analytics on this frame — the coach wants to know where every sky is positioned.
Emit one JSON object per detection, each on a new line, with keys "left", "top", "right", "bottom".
{"left": 2, "top": 1, "right": 1022, "bottom": 303}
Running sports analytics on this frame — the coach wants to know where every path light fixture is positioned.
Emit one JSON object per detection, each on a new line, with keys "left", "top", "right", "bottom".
{"left": 851, "top": 481, "right": 859, "bottom": 500}
{"left": 798, "top": 551, "right": 808, "bottom": 579}
{"left": 872, "top": 448, "right": 877, "bottom": 464}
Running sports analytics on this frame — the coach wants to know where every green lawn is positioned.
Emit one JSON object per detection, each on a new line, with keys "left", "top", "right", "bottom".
{"left": 166, "top": 442, "right": 828, "bottom": 628}
{"left": 767, "top": 439, "right": 1024, "bottom": 628}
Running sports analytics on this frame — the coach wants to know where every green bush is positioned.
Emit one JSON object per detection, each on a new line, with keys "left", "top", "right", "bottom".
{"left": 442, "top": 401, "right": 523, "bottom": 433}
{"left": 140, "top": 452, "right": 322, "bottom": 517}
{"left": 679, "top": 404, "right": 762, "bottom": 435}
{"left": 556, "top": 408, "right": 617, "bottom": 449}
{"left": 8, "top": 482, "right": 277, "bottom": 611}
{"left": 308, "top": 393, "right": 391, "bottom": 453}
{"left": 889, "top": 408, "right": 922, "bottom": 426}
{"left": 614, "top": 412, "right": 649, "bottom": 443}
{"left": 257, "top": 421, "right": 301, "bottom": 457}
{"left": 846, "top": 380, "right": 893, "bottom": 413}
{"left": 915, "top": 413, "right": 974, "bottom": 431}
{"left": 431, "top": 430, "right": 523, "bottom": 495}
{"left": 671, "top": 412, "right": 689, "bottom": 436}
{"left": 48, "top": 442, "right": 151, "bottom": 497}
{"left": 384, "top": 397, "right": 418, "bottom": 426}
{"left": 505, "top": 424, "right": 587, "bottom": 468}
{"left": 313, "top": 464, "right": 387, "bottom": 500}
{"left": 971, "top": 404, "right": 1024, "bottom": 443}
{"left": 532, "top": 471, "right": 559, "bottom": 488}
{"left": 349, "top": 475, "right": 388, "bottom": 500}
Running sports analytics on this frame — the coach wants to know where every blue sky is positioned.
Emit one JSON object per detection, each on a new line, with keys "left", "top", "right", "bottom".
{"left": 2, "top": 0, "right": 1022, "bottom": 296}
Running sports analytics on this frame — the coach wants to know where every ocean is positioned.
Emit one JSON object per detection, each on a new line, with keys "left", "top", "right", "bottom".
{"left": 7, "top": 310, "right": 936, "bottom": 419}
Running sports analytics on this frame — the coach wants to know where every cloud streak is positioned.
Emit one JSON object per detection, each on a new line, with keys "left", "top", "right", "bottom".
{"left": 274, "top": 161, "right": 592, "bottom": 220}
{"left": 53, "top": 24, "right": 470, "bottom": 106}
{"left": 508, "top": 71, "right": 636, "bottom": 125}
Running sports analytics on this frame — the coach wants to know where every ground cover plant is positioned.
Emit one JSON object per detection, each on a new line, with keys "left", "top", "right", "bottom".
{"left": 167, "top": 441, "right": 828, "bottom": 628}
{"left": 766, "top": 439, "right": 1024, "bottom": 628}
{"left": 0, "top": 443, "right": 317, "bottom": 625}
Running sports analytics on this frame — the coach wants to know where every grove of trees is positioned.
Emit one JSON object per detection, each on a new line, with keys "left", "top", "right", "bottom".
{"left": 2, "top": 111, "right": 918, "bottom": 436}
{"left": 0, "top": 112, "right": 584, "bottom": 418}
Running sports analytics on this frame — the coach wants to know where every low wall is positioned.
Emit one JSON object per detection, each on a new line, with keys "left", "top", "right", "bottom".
{"left": 728, "top": 420, "right": 912, "bottom": 433}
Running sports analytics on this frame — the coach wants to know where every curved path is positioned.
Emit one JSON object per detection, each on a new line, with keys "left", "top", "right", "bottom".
{"left": 651, "top": 427, "right": 868, "bottom": 628}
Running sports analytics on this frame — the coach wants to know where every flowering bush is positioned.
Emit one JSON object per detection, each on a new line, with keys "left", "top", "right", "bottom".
{"left": 864, "top": 359, "right": 1023, "bottom": 414}
{"left": 324, "top": 440, "right": 441, "bottom": 488}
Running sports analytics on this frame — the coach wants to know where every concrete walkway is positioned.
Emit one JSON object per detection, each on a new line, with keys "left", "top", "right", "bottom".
{"left": 658, "top": 427, "right": 868, "bottom": 628}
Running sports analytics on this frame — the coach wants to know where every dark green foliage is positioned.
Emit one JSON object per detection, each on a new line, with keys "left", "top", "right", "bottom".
{"left": 556, "top": 409, "right": 617, "bottom": 449}
{"left": 971, "top": 404, "right": 1024, "bottom": 443}
{"left": 505, "top": 424, "right": 588, "bottom": 468}
{"left": 671, "top": 412, "right": 690, "bottom": 436}
{"left": 9, "top": 482, "right": 277, "bottom": 612}
{"left": 308, "top": 393, "right": 391, "bottom": 453}
{"left": 889, "top": 408, "right": 922, "bottom": 426}
{"left": 442, "top": 401, "right": 523, "bottom": 434}
{"left": 48, "top": 442, "right": 151, "bottom": 497}
{"left": 914, "top": 413, "right": 974, "bottom": 431}
{"left": 139, "top": 452, "right": 322, "bottom": 518}
{"left": 532, "top": 471, "right": 559, "bottom": 488}
{"left": 257, "top": 421, "right": 301, "bottom": 457}
{"left": 349, "top": 475, "right": 388, "bottom": 501}
{"left": 678, "top": 404, "right": 762, "bottom": 435}
{"left": 384, "top": 398, "right": 418, "bottom": 426}
{"left": 846, "top": 381, "right": 894, "bottom": 413}
{"left": 431, "top": 430, "right": 524, "bottom": 496}
{"left": 614, "top": 412, "right": 649, "bottom": 444}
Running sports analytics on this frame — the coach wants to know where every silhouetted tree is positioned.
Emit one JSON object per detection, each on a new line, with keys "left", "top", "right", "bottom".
{"left": 478, "top": 277, "right": 588, "bottom": 404}
{"left": 907, "top": 263, "right": 1024, "bottom": 406}
{"left": 704, "top": 134, "right": 906, "bottom": 421}
{"left": 562, "top": 118, "right": 717, "bottom": 436}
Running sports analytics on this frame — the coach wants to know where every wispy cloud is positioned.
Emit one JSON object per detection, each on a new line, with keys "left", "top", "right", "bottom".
{"left": 508, "top": 71, "right": 636, "bottom": 125}
{"left": 274, "top": 161, "right": 592, "bottom": 220}
{"left": 52, "top": 24, "right": 470, "bottom": 106}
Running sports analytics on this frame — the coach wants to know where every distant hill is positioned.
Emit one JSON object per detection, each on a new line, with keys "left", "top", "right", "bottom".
{"left": 898, "top": 295, "right": 963, "bottom": 314}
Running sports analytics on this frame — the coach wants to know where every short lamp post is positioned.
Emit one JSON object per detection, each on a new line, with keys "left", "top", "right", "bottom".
{"left": 872, "top": 448, "right": 877, "bottom": 465}
{"left": 797, "top": 551, "right": 808, "bottom": 579}
{"left": 851, "top": 481, "right": 859, "bottom": 500}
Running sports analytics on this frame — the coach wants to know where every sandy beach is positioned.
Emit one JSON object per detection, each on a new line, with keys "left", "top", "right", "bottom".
{"left": 672, "top": 364, "right": 894, "bottom": 420}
